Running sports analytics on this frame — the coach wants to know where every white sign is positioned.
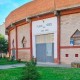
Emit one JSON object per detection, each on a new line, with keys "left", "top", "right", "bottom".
{"left": 32, "top": 17, "right": 57, "bottom": 35}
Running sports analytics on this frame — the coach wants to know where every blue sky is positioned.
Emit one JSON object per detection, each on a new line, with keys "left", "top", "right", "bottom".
{"left": 0, "top": 0, "right": 32, "bottom": 25}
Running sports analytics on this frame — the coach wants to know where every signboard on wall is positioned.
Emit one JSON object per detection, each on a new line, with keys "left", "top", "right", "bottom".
{"left": 32, "top": 17, "right": 57, "bottom": 35}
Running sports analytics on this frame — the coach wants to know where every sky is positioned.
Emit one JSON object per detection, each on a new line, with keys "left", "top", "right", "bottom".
{"left": 0, "top": 0, "right": 32, "bottom": 25}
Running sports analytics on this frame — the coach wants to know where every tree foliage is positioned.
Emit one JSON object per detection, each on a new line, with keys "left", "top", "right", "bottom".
{"left": 0, "top": 34, "right": 8, "bottom": 53}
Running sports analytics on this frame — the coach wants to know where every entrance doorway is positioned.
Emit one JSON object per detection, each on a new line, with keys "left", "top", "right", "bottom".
{"left": 36, "top": 33, "right": 54, "bottom": 63}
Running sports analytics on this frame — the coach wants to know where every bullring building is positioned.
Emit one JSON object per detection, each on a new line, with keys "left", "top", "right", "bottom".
{"left": 5, "top": 0, "right": 80, "bottom": 64}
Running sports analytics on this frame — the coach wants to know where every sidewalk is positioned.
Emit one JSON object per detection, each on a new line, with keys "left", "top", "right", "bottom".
{"left": 0, "top": 62, "right": 71, "bottom": 69}
{"left": 37, "top": 62, "right": 71, "bottom": 68}
{"left": 0, "top": 63, "right": 25, "bottom": 69}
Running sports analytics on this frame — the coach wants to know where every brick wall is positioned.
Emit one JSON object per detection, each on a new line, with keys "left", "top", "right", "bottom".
{"left": 60, "top": 13, "right": 80, "bottom": 64}
{"left": 17, "top": 23, "right": 31, "bottom": 61}
{"left": 61, "top": 49, "right": 80, "bottom": 64}
{"left": 18, "top": 49, "right": 30, "bottom": 61}
{"left": 61, "top": 13, "right": 80, "bottom": 46}
{"left": 17, "top": 23, "right": 30, "bottom": 48}
{"left": 10, "top": 29, "right": 16, "bottom": 49}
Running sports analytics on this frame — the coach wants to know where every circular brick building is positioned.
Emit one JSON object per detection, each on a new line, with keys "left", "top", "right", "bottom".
{"left": 5, "top": 0, "right": 80, "bottom": 64}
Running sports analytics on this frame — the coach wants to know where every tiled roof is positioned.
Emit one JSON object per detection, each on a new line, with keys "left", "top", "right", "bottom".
{"left": 5, "top": 0, "right": 80, "bottom": 28}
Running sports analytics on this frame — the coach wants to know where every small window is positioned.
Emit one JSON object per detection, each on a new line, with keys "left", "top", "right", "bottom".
{"left": 75, "top": 54, "right": 78, "bottom": 57}
{"left": 65, "top": 54, "right": 68, "bottom": 57}
{"left": 22, "top": 36, "right": 27, "bottom": 48}
{"left": 70, "top": 29, "right": 80, "bottom": 45}
{"left": 12, "top": 39, "right": 14, "bottom": 48}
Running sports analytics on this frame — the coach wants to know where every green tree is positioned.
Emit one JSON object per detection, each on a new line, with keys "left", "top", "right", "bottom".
{"left": 0, "top": 34, "right": 8, "bottom": 54}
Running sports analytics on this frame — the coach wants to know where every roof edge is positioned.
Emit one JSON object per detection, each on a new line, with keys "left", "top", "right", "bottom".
{"left": 6, "top": 4, "right": 80, "bottom": 29}
{"left": 57, "top": 4, "right": 80, "bottom": 11}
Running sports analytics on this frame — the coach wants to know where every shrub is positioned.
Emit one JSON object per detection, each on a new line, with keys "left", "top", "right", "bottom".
{"left": 21, "top": 60, "right": 40, "bottom": 80}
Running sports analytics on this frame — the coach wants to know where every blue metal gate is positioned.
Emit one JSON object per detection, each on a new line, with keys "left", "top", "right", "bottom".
{"left": 36, "top": 34, "right": 54, "bottom": 63}
{"left": 36, "top": 43, "right": 54, "bottom": 62}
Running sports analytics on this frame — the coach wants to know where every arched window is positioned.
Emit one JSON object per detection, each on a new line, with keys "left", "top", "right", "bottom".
{"left": 12, "top": 39, "right": 14, "bottom": 48}
{"left": 70, "top": 29, "right": 80, "bottom": 45}
{"left": 22, "top": 36, "right": 27, "bottom": 48}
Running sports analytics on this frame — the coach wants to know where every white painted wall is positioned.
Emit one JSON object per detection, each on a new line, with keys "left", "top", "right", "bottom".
{"left": 32, "top": 17, "right": 57, "bottom": 59}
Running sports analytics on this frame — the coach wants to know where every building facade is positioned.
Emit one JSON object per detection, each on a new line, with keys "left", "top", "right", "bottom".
{"left": 5, "top": 0, "right": 80, "bottom": 64}
{"left": 0, "top": 23, "right": 7, "bottom": 39}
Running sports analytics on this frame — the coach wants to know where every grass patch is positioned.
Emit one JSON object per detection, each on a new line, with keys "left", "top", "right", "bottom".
{"left": 0, "top": 67, "right": 80, "bottom": 80}
{"left": 0, "top": 58, "right": 25, "bottom": 65}
{"left": 38, "top": 67, "right": 80, "bottom": 80}
{"left": 0, "top": 67, "right": 23, "bottom": 80}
